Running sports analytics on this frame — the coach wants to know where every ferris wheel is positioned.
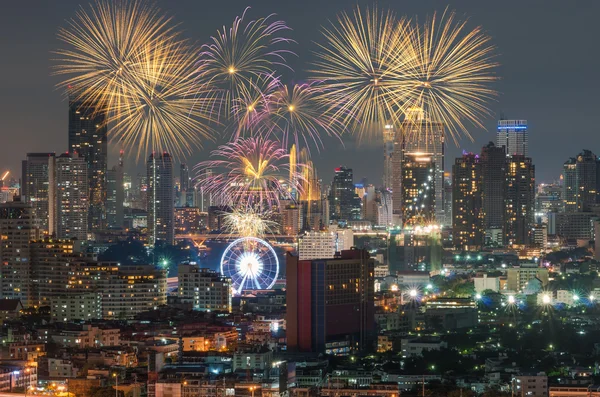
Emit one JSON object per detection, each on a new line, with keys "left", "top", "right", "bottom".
{"left": 220, "top": 237, "right": 279, "bottom": 295}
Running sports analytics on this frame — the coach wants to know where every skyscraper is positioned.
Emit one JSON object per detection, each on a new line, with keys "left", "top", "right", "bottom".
{"left": 392, "top": 109, "right": 445, "bottom": 225}
{"left": 504, "top": 155, "right": 535, "bottom": 246}
{"left": 497, "top": 119, "right": 527, "bottom": 157}
{"left": 68, "top": 99, "right": 107, "bottom": 232}
{"left": 452, "top": 153, "right": 483, "bottom": 250}
{"left": 287, "top": 249, "right": 375, "bottom": 354}
{"left": 481, "top": 142, "right": 507, "bottom": 245}
{"left": 401, "top": 153, "right": 435, "bottom": 227}
{"left": 180, "top": 163, "right": 190, "bottom": 192}
{"left": 147, "top": 153, "right": 174, "bottom": 246}
{"left": 106, "top": 152, "right": 124, "bottom": 228}
{"left": 383, "top": 124, "right": 395, "bottom": 189}
{"left": 329, "top": 167, "right": 360, "bottom": 222}
{"left": 0, "top": 199, "right": 39, "bottom": 307}
{"left": 21, "top": 152, "right": 55, "bottom": 231}
{"left": 49, "top": 153, "right": 89, "bottom": 240}
{"left": 562, "top": 150, "right": 600, "bottom": 212}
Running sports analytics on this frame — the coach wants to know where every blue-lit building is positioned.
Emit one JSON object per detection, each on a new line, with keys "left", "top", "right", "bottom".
{"left": 497, "top": 119, "right": 527, "bottom": 157}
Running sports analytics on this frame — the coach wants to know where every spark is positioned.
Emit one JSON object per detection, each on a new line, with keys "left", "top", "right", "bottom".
{"left": 195, "top": 137, "right": 306, "bottom": 209}
{"left": 310, "top": 6, "right": 413, "bottom": 140}
{"left": 399, "top": 8, "right": 498, "bottom": 144}
{"left": 197, "top": 7, "right": 295, "bottom": 117}
{"left": 263, "top": 81, "right": 343, "bottom": 150}
{"left": 223, "top": 207, "right": 277, "bottom": 238}
{"left": 54, "top": 0, "right": 218, "bottom": 159}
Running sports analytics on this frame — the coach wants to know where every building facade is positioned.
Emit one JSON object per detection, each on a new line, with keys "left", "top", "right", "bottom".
{"left": 497, "top": 119, "right": 528, "bottom": 157}
{"left": 287, "top": 249, "right": 375, "bottom": 354}
{"left": 452, "top": 153, "right": 483, "bottom": 250}
{"left": 178, "top": 264, "right": 232, "bottom": 312}
{"left": 147, "top": 153, "right": 174, "bottom": 245}
{"left": 401, "top": 153, "right": 435, "bottom": 227}
{"left": 68, "top": 99, "right": 107, "bottom": 232}
{"left": 21, "top": 152, "right": 55, "bottom": 231}
{"left": 504, "top": 155, "right": 535, "bottom": 246}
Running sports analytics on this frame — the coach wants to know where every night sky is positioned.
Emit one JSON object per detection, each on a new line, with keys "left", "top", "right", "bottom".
{"left": 1, "top": 0, "right": 598, "bottom": 184}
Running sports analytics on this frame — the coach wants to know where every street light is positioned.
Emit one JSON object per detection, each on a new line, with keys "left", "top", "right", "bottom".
{"left": 250, "top": 386, "right": 256, "bottom": 397}
{"left": 113, "top": 373, "right": 118, "bottom": 397}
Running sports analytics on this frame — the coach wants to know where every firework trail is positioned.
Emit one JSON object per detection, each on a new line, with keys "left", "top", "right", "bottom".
{"left": 197, "top": 7, "right": 294, "bottom": 122}
{"left": 223, "top": 206, "right": 278, "bottom": 238}
{"left": 195, "top": 136, "right": 306, "bottom": 209}
{"left": 55, "top": 0, "right": 218, "bottom": 158}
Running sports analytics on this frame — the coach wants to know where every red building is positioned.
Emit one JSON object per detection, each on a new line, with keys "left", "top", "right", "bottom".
{"left": 286, "top": 249, "right": 375, "bottom": 354}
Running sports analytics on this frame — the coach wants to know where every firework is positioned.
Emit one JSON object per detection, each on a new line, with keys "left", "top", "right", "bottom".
{"left": 223, "top": 207, "right": 277, "bottom": 238}
{"left": 310, "top": 6, "right": 413, "bottom": 140}
{"left": 230, "top": 73, "right": 281, "bottom": 138}
{"left": 264, "top": 81, "right": 343, "bottom": 150}
{"left": 195, "top": 137, "right": 305, "bottom": 209}
{"left": 107, "top": 37, "right": 219, "bottom": 158}
{"left": 54, "top": 0, "right": 175, "bottom": 111}
{"left": 197, "top": 7, "right": 294, "bottom": 117}
{"left": 55, "top": 0, "right": 219, "bottom": 158}
{"left": 399, "top": 9, "right": 498, "bottom": 144}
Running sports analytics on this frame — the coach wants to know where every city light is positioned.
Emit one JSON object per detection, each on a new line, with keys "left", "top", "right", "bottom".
{"left": 507, "top": 295, "right": 516, "bottom": 304}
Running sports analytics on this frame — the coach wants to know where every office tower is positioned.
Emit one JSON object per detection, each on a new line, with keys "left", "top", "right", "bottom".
{"left": 287, "top": 249, "right": 375, "bottom": 354}
{"left": 452, "top": 153, "right": 484, "bottom": 250}
{"left": 280, "top": 200, "right": 302, "bottom": 235}
{"left": 392, "top": 109, "right": 445, "bottom": 225}
{"left": 505, "top": 155, "right": 535, "bottom": 246}
{"left": 196, "top": 168, "right": 213, "bottom": 212}
{"left": 147, "top": 153, "right": 174, "bottom": 246}
{"left": 388, "top": 226, "right": 442, "bottom": 273}
{"left": 298, "top": 229, "right": 354, "bottom": 260}
{"left": 536, "top": 183, "right": 563, "bottom": 224}
{"left": 180, "top": 163, "right": 190, "bottom": 191}
{"left": 375, "top": 189, "right": 393, "bottom": 227}
{"left": 497, "top": 119, "right": 527, "bottom": 157}
{"left": 21, "top": 152, "right": 55, "bottom": 231}
{"left": 480, "top": 142, "right": 507, "bottom": 245}
{"left": 177, "top": 264, "right": 232, "bottom": 312}
{"left": 49, "top": 153, "right": 89, "bottom": 240}
{"left": 178, "top": 163, "right": 195, "bottom": 207}
{"left": 401, "top": 153, "right": 435, "bottom": 227}
{"left": 68, "top": 99, "right": 107, "bottom": 231}
{"left": 355, "top": 184, "right": 377, "bottom": 223}
{"left": 329, "top": 167, "right": 360, "bottom": 222}
{"left": 443, "top": 172, "right": 453, "bottom": 227}
{"left": 383, "top": 124, "right": 395, "bottom": 188}
{"left": 562, "top": 150, "right": 600, "bottom": 212}
{"left": 0, "top": 199, "right": 39, "bottom": 306}
{"left": 106, "top": 152, "right": 124, "bottom": 229}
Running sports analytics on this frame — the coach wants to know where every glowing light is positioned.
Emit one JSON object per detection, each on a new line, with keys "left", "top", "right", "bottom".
{"left": 55, "top": 0, "right": 218, "bottom": 158}
{"left": 223, "top": 207, "right": 277, "bottom": 238}
{"left": 475, "top": 294, "right": 482, "bottom": 300}
{"left": 390, "top": 284, "right": 399, "bottom": 292}
{"left": 197, "top": 7, "right": 294, "bottom": 116}
{"left": 220, "top": 237, "right": 279, "bottom": 294}
{"left": 195, "top": 137, "right": 307, "bottom": 209}
{"left": 507, "top": 295, "right": 515, "bottom": 304}
{"left": 542, "top": 294, "right": 551, "bottom": 304}
{"left": 573, "top": 294, "right": 579, "bottom": 301}
{"left": 409, "top": 289, "right": 418, "bottom": 298}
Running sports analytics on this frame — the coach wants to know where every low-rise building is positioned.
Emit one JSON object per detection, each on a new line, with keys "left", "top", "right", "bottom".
{"left": 178, "top": 264, "right": 232, "bottom": 312}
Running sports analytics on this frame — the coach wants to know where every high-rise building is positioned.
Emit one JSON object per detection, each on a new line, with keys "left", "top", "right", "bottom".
{"left": 49, "top": 153, "right": 89, "bottom": 240}
{"left": 375, "top": 189, "right": 393, "bottom": 227}
{"left": 106, "top": 152, "right": 124, "bottom": 229}
{"left": 392, "top": 109, "right": 445, "bottom": 225}
{"left": 497, "top": 119, "right": 527, "bottom": 157}
{"left": 298, "top": 229, "right": 354, "bottom": 260}
{"left": 562, "top": 150, "right": 600, "bottom": 212}
{"left": 68, "top": 99, "right": 107, "bottom": 232}
{"left": 504, "top": 155, "right": 535, "bottom": 246}
{"left": 32, "top": 242, "right": 167, "bottom": 319}
{"left": 481, "top": 142, "right": 507, "bottom": 244}
{"left": 195, "top": 168, "right": 214, "bottom": 212}
{"left": 178, "top": 264, "right": 232, "bottom": 312}
{"left": 180, "top": 163, "right": 190, "bottom": 192}
{"left": 401, "top": 153, "right": 435, "bottom": 227}
{"left": 147, "top": 153, "right": 174, "bottom": 245}
{"left": 329, "top": 167, "right": 360, "bottom": 222}
{"left": 21, "top": 152, "right": 55, "bottom": 231}
{"left": 383, "top": 124, "right": 395, "bottom": 189}
{"left": 536, "top": 183, "right": 563, "bottom": 224}
{"left": 287, "top": 249, "right": 375, "bottom": 354}
{"left": 443, "top": 172, "right": 453, "bottom": 228}
{"left": 452, "top": 153, "right": 483, "bottom": 250}
{"left": 388, "top": 226, "right": 442, "bottom": 273}
{"left": 0, "top": 199, "right": 39, "bottom": 306}
{"left": 280, "top": 200, "right": 302, "bottom": 235}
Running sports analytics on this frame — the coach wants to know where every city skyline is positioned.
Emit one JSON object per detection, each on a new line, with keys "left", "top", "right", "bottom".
{"left": 1, "top": 1, "right": 599, "bottom": 184}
